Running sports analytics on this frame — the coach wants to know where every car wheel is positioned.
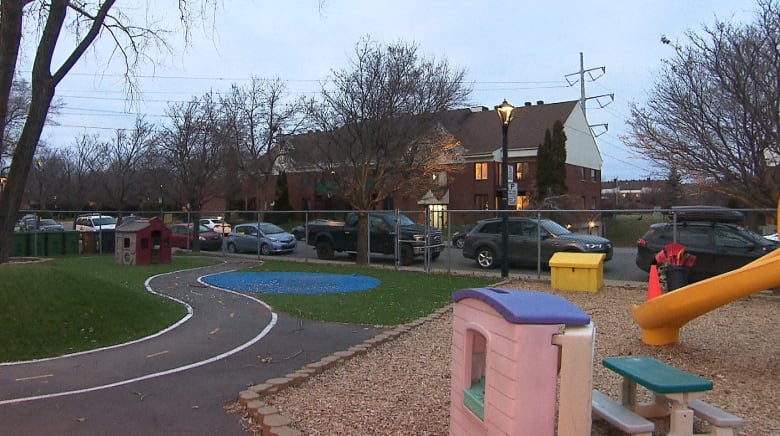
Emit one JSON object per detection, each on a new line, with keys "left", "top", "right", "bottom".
{"left": 260, "top": 244, "right": 271, "bottom": 256}
{"left": 227, "top": 242, "right": 237, "bottom": 254}
{"left": 455, "top": 238, "right": 465, "bottom": 249}
{"left": 475, "top": 247, "right": 496, "bottom": 269}
{"left": 316, "top": 240, "right": 335, "bottom": 260}
{"left": 400, "top": 244, "right": 415, "bottom": 265}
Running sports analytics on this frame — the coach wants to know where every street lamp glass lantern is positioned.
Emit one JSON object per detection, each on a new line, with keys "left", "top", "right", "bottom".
{"left": 495, "top": 99, "right": 515, "bottom": 126}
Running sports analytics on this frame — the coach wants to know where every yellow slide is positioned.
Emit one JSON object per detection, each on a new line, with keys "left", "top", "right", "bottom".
{"left": 632, "top": 247, "right": 780, "bottom": 345}
{"left": 633, "top": 198, "right": 780, "bottom": 345}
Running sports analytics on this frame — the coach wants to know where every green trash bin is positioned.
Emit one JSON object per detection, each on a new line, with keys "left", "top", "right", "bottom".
{"left": 29, "top": 232, "right": 46, "bottom": 256}
{"left": 63, "top": 231, "right": 80, "bottom": 255}
{"left": 45, "top": 231, "right": 65, "bottom": 255}
{"left": 11, "top": 232, "right": 29, "bottom": 256}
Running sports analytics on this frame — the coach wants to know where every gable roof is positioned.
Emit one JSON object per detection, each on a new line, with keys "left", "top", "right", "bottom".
{"left": 285, "top": 100, "right": 583, "bottom": 169}
{"left": 438, "top": 100, "right": 580, "bottom": 158}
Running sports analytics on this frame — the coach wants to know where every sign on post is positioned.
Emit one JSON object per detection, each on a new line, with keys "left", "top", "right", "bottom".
{"left": 508, "top": 182, "right": 518, "bottom": 207}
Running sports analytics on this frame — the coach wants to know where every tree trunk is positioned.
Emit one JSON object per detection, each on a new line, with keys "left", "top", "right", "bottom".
{"left": 0, "top": 85, "right": 56, "bottom": 262}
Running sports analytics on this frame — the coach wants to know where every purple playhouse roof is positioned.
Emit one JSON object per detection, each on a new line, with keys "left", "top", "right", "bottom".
{"left": 451, "top": 287, "right": 590, "bottom": 326}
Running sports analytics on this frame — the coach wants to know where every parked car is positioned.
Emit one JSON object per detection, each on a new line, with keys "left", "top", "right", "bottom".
{"left": 168, "top": 223, "right": 223, "bottom": 251}
{"left": 73, "top": 214, "right": 117, "bottom": 232}
{"left": 291, "top": 219, "right": 334, "bottom": 241}
{"left": 35, "top": 218, "right": 65, "bottom": 231}
{"left": 199, "top": 217, "right": 231, "bottom": 235}
{"left": 462, "top": 217, "right": 613, "bottom": 269}
{"left": 451, "top": 225, "right": 474, "bottom": 249}
{"left": 636, "top": 218, "right": 778, "bottom": 282}
{"left": 17, "top": 216, "right": 64, "bottom": 231}
{"left": 225, "top": 222, "right": 296, "bottom": 255}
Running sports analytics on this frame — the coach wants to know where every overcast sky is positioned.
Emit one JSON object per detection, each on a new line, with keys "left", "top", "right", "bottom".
{"left": 22, "top": 0, "right": 760, "bottom": 181}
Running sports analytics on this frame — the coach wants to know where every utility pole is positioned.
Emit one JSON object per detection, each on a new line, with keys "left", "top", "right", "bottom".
{"left": 565, "top": 52, "right": 614, "bottom": 136}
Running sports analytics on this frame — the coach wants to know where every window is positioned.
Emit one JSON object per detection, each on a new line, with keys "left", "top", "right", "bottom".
{"left": 516, "top": 162, "right": 529, "bottom": 181}
{"left": 591, "top": 168, "right": 597, "bottom": 182}
{"left": 515, "top": 194, "right": 530, "bottom": 210}
{"left": 592, "top": 197, "right": 598, "bottom": 209}
{"left": 474, "top": 195, "right": 488, "bottom": 210}
{"left": 475, "top": 162, "right": 488, "bottom": 180}
{"left": 580, "top": 167, "right": 587, "bottom": 181}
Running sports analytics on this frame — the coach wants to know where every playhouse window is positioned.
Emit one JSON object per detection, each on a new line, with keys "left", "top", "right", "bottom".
{"left": 123, "top": 237, "right": 130, "bottom": 248}
{"left": 463, "top": 329, "right": 487, "bottom": 420}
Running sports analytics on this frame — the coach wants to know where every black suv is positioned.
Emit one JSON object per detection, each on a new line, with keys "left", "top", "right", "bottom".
{"left": 462, "top": 217, "right": 613, "bottom": 269}
{"left": 635, "top": 208, "right": 778, "bottom": 282}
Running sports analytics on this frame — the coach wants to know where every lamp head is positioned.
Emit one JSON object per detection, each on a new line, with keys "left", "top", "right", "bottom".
{"left": 495, "top": 99, "right": 515, "bottom": 126}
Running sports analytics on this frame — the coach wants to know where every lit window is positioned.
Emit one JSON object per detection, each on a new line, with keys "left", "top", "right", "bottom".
{"left": 475, "top": 163, "right": 488, "bottom": 180}
{"left": 516, "top": 162, "right": 529, "bottom": 181}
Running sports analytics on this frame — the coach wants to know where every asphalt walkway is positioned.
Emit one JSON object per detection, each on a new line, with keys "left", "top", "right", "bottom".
{"left": 0, "top": 258, "right": 382, "bottom": 435}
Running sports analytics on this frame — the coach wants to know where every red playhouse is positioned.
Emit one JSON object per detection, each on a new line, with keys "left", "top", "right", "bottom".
{"left": 114, "top": 217, "right": 172, "bottom": 265}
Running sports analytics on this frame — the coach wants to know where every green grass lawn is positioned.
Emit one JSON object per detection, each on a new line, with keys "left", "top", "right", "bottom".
{"left": 245, "top": 261, "right": 496, "bottom": 325}
{"left": 0, "top": 255, "right": 217, "bottom": 362}
{"left": 0, "top": 255, "right": 495, "bottom": 362}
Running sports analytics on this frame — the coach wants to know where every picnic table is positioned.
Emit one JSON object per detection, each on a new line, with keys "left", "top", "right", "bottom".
{"left": 602, "top": 356, "right": 712, "bottom": 436}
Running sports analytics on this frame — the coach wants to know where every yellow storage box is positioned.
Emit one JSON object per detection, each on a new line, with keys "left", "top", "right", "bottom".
{"left": 549, "top": 252, "right": 606, "bottom": 292}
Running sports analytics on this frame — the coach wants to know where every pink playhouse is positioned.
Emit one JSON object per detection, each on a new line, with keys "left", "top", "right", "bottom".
{"left": 450, "top": 287, "right": 595, "bottom": 436}
{"left": 114, "top": 217, "right": 171, "bottom": 265}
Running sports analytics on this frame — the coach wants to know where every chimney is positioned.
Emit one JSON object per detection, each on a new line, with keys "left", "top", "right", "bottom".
{"left": 536, "top": 100, "right": 544, "bottom": 105}
{"left": 524, "top": 102, "right": 532, "bottom": 106}
{"left": 469, "top": 106, "right": 488, "bottom": 112}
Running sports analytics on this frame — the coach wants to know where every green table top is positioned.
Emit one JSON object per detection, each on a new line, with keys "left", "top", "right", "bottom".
{"left": 602, "top": 356, "right": 713, "bottom": 394}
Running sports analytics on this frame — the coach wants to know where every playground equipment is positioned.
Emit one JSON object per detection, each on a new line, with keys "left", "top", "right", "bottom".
{"left": 450, "top": 288, "right": 594, "bottom": 435}
{"left": 632, "top": 198, "right": 780, "bottom": 345}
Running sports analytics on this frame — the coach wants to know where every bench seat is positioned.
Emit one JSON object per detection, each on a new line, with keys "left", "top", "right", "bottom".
{"left": 592, "top": 389, "right": 654, "bottom": 436}
{"left": 688, "top": 399, "right": 744, "bottom": 436}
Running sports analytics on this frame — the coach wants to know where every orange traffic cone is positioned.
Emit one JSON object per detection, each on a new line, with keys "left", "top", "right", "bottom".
{"left": 647, "top": 264, "right": 662, "bottom": 301}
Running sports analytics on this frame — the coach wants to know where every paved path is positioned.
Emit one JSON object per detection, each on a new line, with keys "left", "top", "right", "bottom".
{"left": 0, "top": 258, "right": 382, "bottom": 435}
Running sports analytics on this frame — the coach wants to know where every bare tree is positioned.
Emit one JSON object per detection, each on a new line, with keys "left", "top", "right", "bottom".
{"left": 158, "top": 94, "right": 224, "bottom": 251}
{"left": 221, "top": 77, "right": 302, "bottom": 212}
{"left": 302, "top": 37, "right": 470, "bottom": 264}
{"left": 0, "top": 1, "right": 213, "bottom": 262}
{"left": 99, "top": 117, "right": 156, "bottom": 209}
{"left": 1, "top": 79, "right": 30, "bottom": 174}
{"left": 624, "top": 0, "right": 780, "bottom": 209}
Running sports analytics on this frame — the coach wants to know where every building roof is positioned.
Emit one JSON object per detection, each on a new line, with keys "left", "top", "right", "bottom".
{"left": 438, "top": 100, "right": 579, "bottom": 157}
{"left": 116, "top": 216, "right": 165, "bottom": 233}
{"left": 286, "top": 100, "right": 581, "bottom": 168}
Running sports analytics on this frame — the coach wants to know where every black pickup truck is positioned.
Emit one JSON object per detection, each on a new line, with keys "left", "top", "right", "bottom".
{"left": 306, "top": 211, "right": 443, "bottom": 265}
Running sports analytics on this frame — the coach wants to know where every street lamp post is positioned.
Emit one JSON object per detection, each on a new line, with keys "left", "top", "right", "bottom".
{"left": 495, "top": 100, "right": 515, "bottom": 279}
{"left": 158, "top": 184, "right": 164, "bottom": 220}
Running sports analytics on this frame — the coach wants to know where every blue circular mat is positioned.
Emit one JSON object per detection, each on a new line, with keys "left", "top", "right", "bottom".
{"left": 202, "top": 272, "right": 380, "bottom": 295}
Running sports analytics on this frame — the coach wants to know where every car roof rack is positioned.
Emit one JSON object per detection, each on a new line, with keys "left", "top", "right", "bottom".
{"left": 668, "top": 206, "right": 745, "bottom": 223}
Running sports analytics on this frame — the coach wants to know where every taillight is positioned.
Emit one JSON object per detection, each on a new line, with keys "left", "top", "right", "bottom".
{"left": 637, "top": 238, "right": 647, "bottom": 247}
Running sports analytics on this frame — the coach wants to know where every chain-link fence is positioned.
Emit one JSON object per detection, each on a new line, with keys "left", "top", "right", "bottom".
{"left": 11, "top": 206, "right": 778, "bottom": 278}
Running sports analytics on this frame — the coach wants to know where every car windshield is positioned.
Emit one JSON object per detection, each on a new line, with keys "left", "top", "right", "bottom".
{"left": 540, "top": 219, "right": 572, "bottom": 236}
{"left": 197, "top": 224, "right": 211, "bottom": 232}
{"left": 92, "top": 217, "right": 116, "bottom": 226}
{"left": 397, "top": 214, "right": 416, "bottom": 226}
{"left": 258, "top": 223, "right": 285, "bottom": 234}
{"left": 39, "top": 219, "right": 58, "bottom": 226}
